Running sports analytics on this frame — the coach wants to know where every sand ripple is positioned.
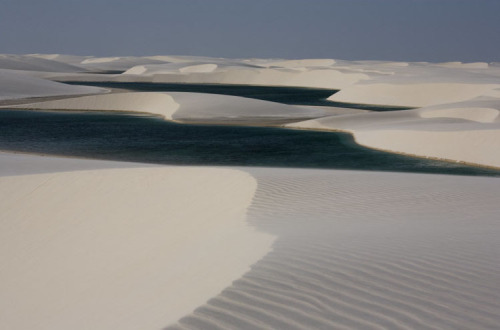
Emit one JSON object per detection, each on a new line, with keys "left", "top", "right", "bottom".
{"left": 170, "top": 169, "right": 500, "bottom": 329}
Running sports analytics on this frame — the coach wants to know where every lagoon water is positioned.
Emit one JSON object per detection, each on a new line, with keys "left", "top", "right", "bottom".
{"left": 1, "top": 109, "right": 499, "bottom": 177}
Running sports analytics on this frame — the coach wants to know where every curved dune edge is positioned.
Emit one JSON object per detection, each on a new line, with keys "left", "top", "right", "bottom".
{"left": 353, "top": 129, "right": 500, "bottom": 169}
{"left": 288, "top": 101, "right": 500, "bottom": 169}
{"left": 328, "top": 83, "right": 500, "bottom": 108}
{"left": 4, "top": 91, "right": 326, "bottom": 123}
{"left": 287, "top": 125, "right": 500, "bottom": 170}
{"left": 0, "top": 162, "right": 275, "bottom": 330}
{"left": 4, "top": 92, "right": 180, "bottom": 120}
{"left": 0, "top": 69, "right": 105, "bottom": 101}
{"left": 170, "top": 167, "right": 500, "bottom": 329}
{"left": 420, "top": 107, "right": 499, "bottom": 123}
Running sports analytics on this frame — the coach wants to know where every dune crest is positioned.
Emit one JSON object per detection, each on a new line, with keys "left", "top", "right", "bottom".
{"left": 7, "top": 92, "right": 180, "bottom": 120}
{"left": 0, "top": 69, "right": 105, "bottom": 101}
{"left": 6, "top": 91, "right": 325, "bottom": 124}
{"left": 0, "top": 160, "right": 274, "bottom": 330}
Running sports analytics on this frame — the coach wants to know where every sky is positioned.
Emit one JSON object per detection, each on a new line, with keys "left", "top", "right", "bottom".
{"left": 1, "top": 0, "right": 499, "bottom": 62}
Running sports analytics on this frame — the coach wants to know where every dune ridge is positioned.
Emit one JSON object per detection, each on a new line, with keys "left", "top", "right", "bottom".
{"left": 0, "top": 69, "right": 105, "bottom": 101}
{"left": 0, "top": 154, "right": 274, "bottom": 330}
{"left": 6, "top": 92, "right": 180, "bottom": 120}
{"left": 5, "top": 91, "right": 326, "bottom": 124}
{"left": 288, "top": 95, "right": 500, "bottom": 168}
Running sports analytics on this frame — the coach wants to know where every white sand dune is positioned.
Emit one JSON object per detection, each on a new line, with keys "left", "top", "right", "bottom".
{"left": 80, "top": 57, "right": 170, "bottom": 72}
{"left": 327, "top": 61, "right": 500, "bottom": 107}
{"left": 0, "top": 153, "right": 274, "bottom": 330}
{"left": 6, "top": 91, "right": 326, "bottom": 123}
{"left": 0, "top": 54, "right": 85, "bottom": 73}
{"left": 259, "top": 58, "right": 336, "bottom": 68}
{"left": 168, "top": 92, "right": 325, "bottom": 123}
{"left": 27, "top": 53, "right": 94, "bottom": 66}
{"left": 289, "top": 98, "right": 500, "bottom": 168}
{"left": 170, "top": 167, "right": 500, "bottom": 330}
{"left": 0, "top": 69, "right": 105, "bottom": 101}
{"left": 49, "top": 55, "right": 366, "bottom": 89}
{"left": 3, "top": 153, "right": 497, "bottom": 329}
{"left": 328, "top": 82, "right": 500, "bottom": 108}
{"left": 6, "top": 92, "right": 180, "bottom": 120}
{"left": 128, "top": 65, "right": 367, "bottom": 89}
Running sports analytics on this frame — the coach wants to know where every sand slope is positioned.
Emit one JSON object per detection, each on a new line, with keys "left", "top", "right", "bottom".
{"left": 6, "top": 91, "right": 326, "bottom": 124}
{"left": 0, "top": 154, "right": 274, "bottom": 330}
{"left": 1, "top": 153, "right": 499, "bottom": 329}
{"left": 289, "top": 97, "right": 500, "bottom": 168}
{"left": 0, "top": 54, "right": 85, "bottom": 73}
{"left": 171, "top": 167, "right": 500, "bottom": 330}
{"left": 7, "top": 92, "right": 180, "bottom": 120}
{"left": 0, "top": 69, "right": 105, "bottom": 101}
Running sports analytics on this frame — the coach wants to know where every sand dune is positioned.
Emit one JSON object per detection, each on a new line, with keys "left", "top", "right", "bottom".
{"left": 136, "top": 66, "right": 367, "bottom": 89}
{"left": 0, "top": 69, "right": 105, "bottom": 101}
{"left": 328, "top": 83, "right": 500, "bottom": 107}
{"left": 49, "top": 56, "right": 367, "bottom": 89}
{"left": 0, "top": 153, "right": 274, "bottom": 330}
{"left": 0, "top": 54, "right": 84, "bottom": 73}
{"left": 257, "top": 59, "right": 336, "bottom": 68}
{"left": 7, "top": 92, "right": 180, "bottom": 120}
{"left": 289, "top": 95, "right": 500, "bottom": 168}
{"left": 170, "top": 167, "right": 500, "bottom": 330}
{"left": 327, "top": 61, "right": 500, "bottom": 107}
{"left": 78, "top": 56, "right": 170, "bottom": 72}
{"left": 1, "top": 154, "right": 499, "bottom": 330}
{"left": 6, "top": 91, "right": 326, "bottom": 124}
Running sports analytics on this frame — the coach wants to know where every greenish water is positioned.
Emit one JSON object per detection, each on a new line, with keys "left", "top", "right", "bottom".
{"left": 1, "top": 110, "right": 498, "bottom": 177}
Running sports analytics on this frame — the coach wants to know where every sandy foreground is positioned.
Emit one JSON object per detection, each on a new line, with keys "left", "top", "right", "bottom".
{"left": 0, "top": 153, "right": 274, "bottom": 329}
{"left": 1, "top": 153, "right": 499, "bottom": 330}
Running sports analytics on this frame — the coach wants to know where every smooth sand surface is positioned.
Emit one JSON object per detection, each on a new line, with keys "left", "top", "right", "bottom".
{"left": 0, "top": 153, "right": 274, "bottom": 330}
{"left": 6, "top": 92, "right": 180, "bottom": 120}
{"left": 0, "top": 54, "right": 84, "bottom": 73}
{"left": 0, "top": 69, "right": 105, "bottom": 101}
{"left": 328, "top": 82, "right": 500, "bottom": 108}
{"left": 5, "top": 91, "right": 326, "bottom": 124}
{"left": 289, "top": 98, "right": 500, "bottom": 168}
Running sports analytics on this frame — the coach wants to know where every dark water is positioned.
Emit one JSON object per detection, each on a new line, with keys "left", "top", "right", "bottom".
{"left": 321, "top": 100, "right": 413, "bottom": 111}
{"left": 62, "top": 82, "right": 339, "bottom": 106}
{"left": 1, "top": 110, "right": 499, "bottom": 177}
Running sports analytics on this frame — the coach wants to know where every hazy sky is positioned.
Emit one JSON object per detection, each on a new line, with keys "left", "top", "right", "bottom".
{"left": 1, "top": 0, "right": 499, "bottom": 62}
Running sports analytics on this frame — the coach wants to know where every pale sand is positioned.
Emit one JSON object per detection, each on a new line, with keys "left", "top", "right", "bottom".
{"left": 0, "top": 69, "right": 105, "bottom": 101}
{"left": 328, "top": 83, "right": 500, "bottom": 108}
{"left": 0, "top": 153, "right": 274, "bottom": 330}
{"left": 0, "top": 54, "right": 84, "bottom": 73}
{"left": 1, "top": 153, "right": 499, "bottom": 329}
{"left": 4, "top": 91, "right": 326, "bottom": 123}
{"left": 170, "top": 167, "right": 500, "bottom": 329}
{"left": 288, "top": 100, "right": 500, "bottom": 168}
{"left": 5, "top": 92, "right": 180, "bottom": 120}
